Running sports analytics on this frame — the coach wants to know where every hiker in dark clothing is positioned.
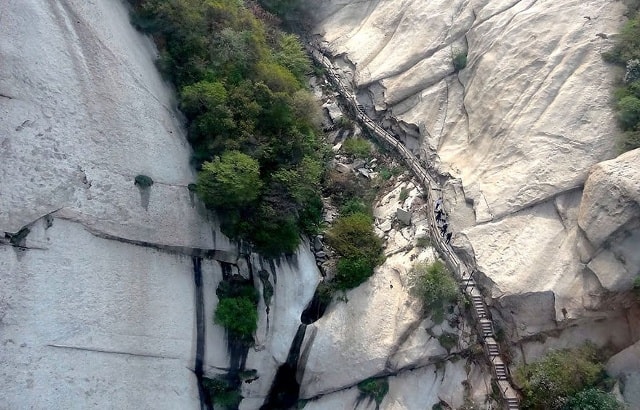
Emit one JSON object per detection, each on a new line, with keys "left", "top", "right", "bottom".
{"left": 446, "top": 232, "right": 452, "bottom": 244}
{"left": 441, "top": 223, "right": 448, "bottom": 236}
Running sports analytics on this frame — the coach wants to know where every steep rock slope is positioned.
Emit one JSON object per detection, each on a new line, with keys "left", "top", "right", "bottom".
{"left": 302, "top": 0, "right": 639, "bottom": 347}
{"left": 0, "top": 1, "right": 320, "bottom": 408}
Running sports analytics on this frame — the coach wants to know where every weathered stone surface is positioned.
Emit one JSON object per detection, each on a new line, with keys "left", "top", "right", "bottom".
{"left": 579, "top": 149, "right": 640, "bottom": 292}
{"left": 395, "top": 208, "right": 412, "bottom": 225}
{"left": 0, "top": 219, "right": 201, "bottom": 408}
{"left": 304, "top": 0, "right": 640, "bottom": 353}
{"left": 305, "top": 0, "right": 623, "bottom": 219}
{"left": 243, "top": 244, "right": 321, "bottom": 398}
{"left": 579, "top": 149, "right": 640, "bottom": 248}
{"left": 0, "top": 0, "right": 222, "bottom": 252}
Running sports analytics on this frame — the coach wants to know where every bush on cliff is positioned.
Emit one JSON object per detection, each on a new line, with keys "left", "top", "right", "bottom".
{"left": 129, "top": 0, "right": 327, "bottom": 255}
{"left": 514, "top": 343, "right": 610, "bottom": 410}
{"left": 408, "top": 260, "right": 459, "bottom": 321}
{"left": 603, "top": 10, "right": 640, "bottom": 152}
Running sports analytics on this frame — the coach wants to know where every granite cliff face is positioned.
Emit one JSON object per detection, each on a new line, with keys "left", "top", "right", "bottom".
{"left": 0, "top": 1, "right": 322, "bottom": 408}
{"left": 301, "top": 0, "right": 640, "bottom": 405}
{"left": 4, "top": 0, "right": 640, "bottom": 408}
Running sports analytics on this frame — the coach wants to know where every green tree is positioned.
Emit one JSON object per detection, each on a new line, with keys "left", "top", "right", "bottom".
{"left": 214, "top": 296, "right": 258, "bottom": 340}
{"left": 515, "top": 343, "right": 605, "bottom": 410}
{"left": 565, "top": 388, "right": 624, "bottom": 410}
{"left": 408, "top": 260, "right": 459, "bottom": 316}
{"left": 326, "top": 212, "right": 383, "bottom": 263}
{"left": 274, "top": 33, "right": 311, "bottom": 82}
{"left": 617, "top": 95, "right": 640, "bottom": 130}
{"left": 197, "top": 150, "right": 262, "bottom": 209}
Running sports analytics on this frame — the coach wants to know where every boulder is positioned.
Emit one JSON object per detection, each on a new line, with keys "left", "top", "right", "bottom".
{"left": 396, "top": 208, "right": 412, "bottom": 225}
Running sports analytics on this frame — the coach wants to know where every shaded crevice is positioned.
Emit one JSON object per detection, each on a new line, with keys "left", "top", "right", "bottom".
{"left": 193, "top": 256, "right": 213, "bottom": 410}
{"left": 261, "top": 324, "right": 307, "bottom": 410}
{"left": 300, "top": 286, "right": 330, "bottom": 324}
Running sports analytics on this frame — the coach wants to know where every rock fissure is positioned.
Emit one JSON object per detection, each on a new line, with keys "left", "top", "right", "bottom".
{"left": 46, "top": 344, "right": 180, "bottom": 360}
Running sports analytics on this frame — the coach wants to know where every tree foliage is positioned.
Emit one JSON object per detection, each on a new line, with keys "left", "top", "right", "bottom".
{"left": 214, "top": 279, "right": 259, "bottom": 343}
{"left": 408, "top": 260, "right": 459, "bottom": 316}
{"left": 603, "top": 11, "right": 640, "bottom": 152}
{"left": 197, "top": 151, "right": 263, "bottom": 209}
{"left": 515, "top": 343, "right": 606, "bottom": 410}
{"left": 129, "top": 0, "right": 327, "bottom": 255}
{"left": 565, "top": 388, "right": 624, "bottom": 410}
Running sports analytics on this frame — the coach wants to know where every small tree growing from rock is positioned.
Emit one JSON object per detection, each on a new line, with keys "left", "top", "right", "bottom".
{"left": 408, "top": 260, "right": 459, "bottom": 322}
{"left": 135, "top": 174, "right": 154, "bottom": 187}
{"left": 452, "top": 49, "right": 468, "bottom": 72}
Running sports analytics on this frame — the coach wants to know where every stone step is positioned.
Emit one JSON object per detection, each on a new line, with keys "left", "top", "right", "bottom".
{"left": 506, "top": 397, "right": 519, "bottom": 409}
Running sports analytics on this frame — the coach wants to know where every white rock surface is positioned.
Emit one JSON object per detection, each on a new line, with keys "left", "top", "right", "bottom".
{"left": 0, "top": 219, "right": 200, "bottom": 409}
{"left": 303, "top": 0, "right": 640, "bottom": 352}
{"left": 579, "top": 149, "right": 640, "bottom": 292}
{"left": 0, "top": 0, "right": 221, "bottom": 251}
{"left": 297, "top": 178, "right": 468, "bottom": 399}
{"left": 242, "top": 244, "right": 321, "bottom": 399}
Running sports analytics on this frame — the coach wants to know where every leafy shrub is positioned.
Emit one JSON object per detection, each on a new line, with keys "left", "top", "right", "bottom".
{"left": 565, "top": 388, "right": 624, "bottom": 410}
{"left": 603, "top": 16, "right": 640, "bottom": 64}
{"left": 135, "top": 174, "right": 154, "bottom": 187}
{"left": 340, "top": 198, "right": 370, "bottom": 217}
{"left": 399, "top": 187, "right": 410, "bottom": 202}
{"left": 453, "top": 50, "right": 468, "bottom": 71}
{"left": 203, "top": 377, "right": 243, "bottom": 409}
{"left": 197, "top": 151, "right": 263, "bottom": 209}
{"left": 438, "top": 331, "right": 459, "bottom": 352}
{"left": 326, "top": 212, "right": 383, "bottom": 263}
{"left": 214, "top": 279, "right": 259, "bottom": 342}
{"left": 342, "top": 138, "right": 372, "bottom": 159}
{"left": 215, "top": 297, "right": 258, "bottom": 340}
{"left": 408, "top": 260, "right": 459, "bottom": 317}
{"left": 326, "top": 212, "right": 384, "bottom": 291}
{"left": 415, "top": 235, "right": 431, "bottom": 248}
{"left": 357, "top": 377, "right": 389, "bottom": 405}
{"left": 515, "top": 343, "right": 605, "bottom": 409}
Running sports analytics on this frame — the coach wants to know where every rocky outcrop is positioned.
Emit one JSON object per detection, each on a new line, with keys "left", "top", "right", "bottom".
{"left": 579, "top": 149, "right": 640, "bottom": 293}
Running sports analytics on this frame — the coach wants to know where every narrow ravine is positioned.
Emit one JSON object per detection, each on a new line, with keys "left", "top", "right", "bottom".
{"left": 261, "top": 324, "right": 308, "bottom": 409}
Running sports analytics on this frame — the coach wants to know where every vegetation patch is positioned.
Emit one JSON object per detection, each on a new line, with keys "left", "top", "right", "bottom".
{"left": 357, "top": 377, "right": 389, "bottom": 406}
{"left": 203, "top": 376, "right": 243, "bottom": 410}
{"left": 514, "top": 343, "right": 617, "bottom": 409}
{"left": 633, "top": 276, "right": 640, "bottom": 300}
{"left": 134, "top": 174, "right": 153, "bottom": 187}
{"left": 342, "top": 137, "right": 372, "bottom": 159}
{"left": 415, "top": 235, "right": 432, "bottom": 248}
{"left": 452, "top": 49, "right": 468, "bottom": 72}
{"left": 602, "top": 9, "right": 640, "bottom": 152}
{"left": 438, "top": 331, "right": 459, "bottom": 352}
{"left": 129, "top": 0, "right": 327, "bottom": 256}
{"left": 399, "top": 187, "right": 410, "bottom": 202}
{"left": 214, "top": 279, "right": 259, "bottom": 344}
{"left": 325, "top": 212, "right": 384, "bottom": 291}
{"left": 408, "top": 260, "right": 459, "bottom": 321}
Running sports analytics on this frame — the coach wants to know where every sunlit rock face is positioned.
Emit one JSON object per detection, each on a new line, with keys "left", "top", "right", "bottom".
{"left": 302, "top": 0, "right": 639, "bottom": 346}
{"left": 0, "top": 1, "right": 322, "bottom": 408}
{"left": 0, "top": 0, "right": 217, "bottom": 407}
